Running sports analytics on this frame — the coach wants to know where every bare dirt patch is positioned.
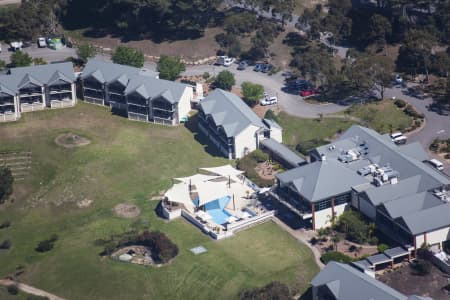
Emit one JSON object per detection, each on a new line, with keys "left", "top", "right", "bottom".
{"left": 55, "top": 133, "right": 91, "bottom": 148}
{"left": 255, "top": 161, "right": 280, "bottom": 180}
{"left": 113, "top": 203, "right": 141, "bottom": 218}
{"left": 77, "top": 198, "right": 93, "bottom": 208}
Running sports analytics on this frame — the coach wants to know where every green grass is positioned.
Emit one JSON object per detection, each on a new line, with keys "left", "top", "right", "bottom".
{"left": 0, "top": 103, "right": 319, "bottom": 300}
{"left": 277, "top": 112, "right": 355, "bottom": 148}
{"left": 343, "top": 100, "right": 413, "bottom": 134}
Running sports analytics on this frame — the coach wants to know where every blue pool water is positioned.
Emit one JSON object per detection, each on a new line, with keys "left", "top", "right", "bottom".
{"left": 204, "top": 196, "right": 232, "bottom": 225}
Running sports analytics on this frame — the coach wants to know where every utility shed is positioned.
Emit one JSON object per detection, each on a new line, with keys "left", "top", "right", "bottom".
{"left": 260, "top": 138, "right": 306, "bottom": 169}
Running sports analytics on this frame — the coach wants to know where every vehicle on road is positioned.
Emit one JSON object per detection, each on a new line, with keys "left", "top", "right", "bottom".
{"left": 261, "top": 64, "right": 273, "bottom": 73}
{"left": 253, "top": 63, "right": 264, "bottom": 72}
{"left": 260, "top": 96, "right": 278, "bottom": 106}
{"left": 215, "top": 56, "right": 235, "bottom": 66}
{"left": 427, "top": 159, "right": 444, "bottom": 171}
{"left": 391, "top": 132, "right": 407, "bottom": 145}
{"left": 395, "top": 74, "right": 403, "bottom": 84}
{"left": 237, "top": 60, "right": 248, "bottom": 70}
{"left": 37, "top": 37, "right": 47, "bottom": 48}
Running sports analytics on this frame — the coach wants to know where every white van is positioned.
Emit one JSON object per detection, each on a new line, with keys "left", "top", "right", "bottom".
{"left": 428, "top": 159, "right": 444, "bottom": 171}
{"left": 390, "top": 132, "right": 403, "bottom": 140}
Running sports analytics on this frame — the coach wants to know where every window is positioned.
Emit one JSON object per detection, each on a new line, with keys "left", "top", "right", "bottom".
{"left": 315, "top": 199, "right": 331, "bottom": 211}
{"left": 334, "top": 193, "right": 350, "bottom": 206}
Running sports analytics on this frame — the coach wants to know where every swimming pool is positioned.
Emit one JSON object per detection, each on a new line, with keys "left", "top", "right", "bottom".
{"left": 204, "top": 196, "right": 232, "bottom": 225}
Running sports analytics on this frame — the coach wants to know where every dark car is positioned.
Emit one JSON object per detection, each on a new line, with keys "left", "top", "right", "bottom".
{"left": 438, "top": 109, "right": 449, "bottom": 116}
{"left": 237, "top": 60, "right": 248, "bottom": 70}
{"left": 262, "top": 64, "right": 273, "bottom": 73}
{"left": 253, "top": 63, "right": 264, "bottom": 72}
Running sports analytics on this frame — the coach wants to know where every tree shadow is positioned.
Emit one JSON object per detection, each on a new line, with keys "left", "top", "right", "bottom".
{"left": 184, "top": 114, "right": 227, "bottom": 159}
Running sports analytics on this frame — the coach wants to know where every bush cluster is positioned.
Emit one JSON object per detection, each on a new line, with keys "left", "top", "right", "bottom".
{"left": 35, "top": 234, "right": 58, "bottom": 253}
{"left": 404, "top": 104, "right": 424, "bottom": 119}
{"left": 321, "top": 251, "right": 352, "bottom": 264}
{"left": 236, "top": 151, "right": 273, "bottom": 187}
{"left": 394, "top": 99, "right": 406, "bottom": 108}
{"left": 7, "top": 284, "right": 19, "bottom": 295}
{"left": 0, "top": 220, "right": 11, "bottom": 229}
{"left": 410, "top": 259, "right": 432, "bottom": 276}
{"left": 295, "top": 139, "right": 327, "bottom": 156}
{"left": 0, "top": 239, "right": 11, "bottom": 249}
{"left": 334, "top": 210, "right": 376, "bottom": 244}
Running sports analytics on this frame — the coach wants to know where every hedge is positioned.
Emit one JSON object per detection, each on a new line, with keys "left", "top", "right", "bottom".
{"left": 320, "top": 251, "right": 352, "bottom": 264}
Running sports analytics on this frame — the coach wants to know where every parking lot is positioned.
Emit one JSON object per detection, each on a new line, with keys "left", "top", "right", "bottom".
{"left": 0, "top": 43, "right": 76, "bottom": 64}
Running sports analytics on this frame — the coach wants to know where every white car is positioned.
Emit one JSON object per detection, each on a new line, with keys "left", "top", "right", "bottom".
{"left": 37, "top": 37, "right": 47, "bottom": 48}
{"left": 395, "top": 74, "right": 403, "bottom": 84}
{"left": 260, "top": 96, "right": 278, "bottom": 106}
{"left": 223, "top": 57, "right": 235, "bottom": 67}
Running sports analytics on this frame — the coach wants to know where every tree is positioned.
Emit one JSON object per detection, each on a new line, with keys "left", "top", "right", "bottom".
{"left": 367, "top": 14, "right": 392, "bottom": 52}
{"left": 214, "top": 70, "right": 235, "bottom": 91}
{"left": 112, "top": 46, "right": 144, "bottom": 68}
{"left": 33, "top": 57, "right": 47, "bottom": 65}
{"left": 241, "top": 81, "right": 264, "bottom": 106}
{"left": 0, "top": 167, "right": 13, "bottom": 204}
{"left": 10, "top": 51, "right": 33, "bottom": 67}
{"left": 157, "top": 56, "right": 186, "bottom": 81}
{"left": 77, "top": 43, "right": 97, "bottom": 64}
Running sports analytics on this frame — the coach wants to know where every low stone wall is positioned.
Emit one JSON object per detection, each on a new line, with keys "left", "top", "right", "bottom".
{"left": 51, "top": 100, "right": 74, "bottom": 109}
{"left": 161, "top": 204, "right": 182, "bottom": 220}
{"left": 0, "top": 113, "right": 18, "bottom": 122}
{"left": 21, "top": 103, "right": 44, "bottom": 112}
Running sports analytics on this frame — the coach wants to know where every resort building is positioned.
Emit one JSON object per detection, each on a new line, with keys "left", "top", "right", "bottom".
{"left": 198, "top": 89, "right": 283, "bottom": 159}
{"left": 311, "top": 262, "right": 433, "bottom": 300}
{"left": 275, "top": 125, "right": 450, "bottom": 252}
{"left": 161, "top": 165, "right": 275, "bottom": 239}
{"left": 80, "top": 59, "right": 192, "bottom": 125}
{"left": 0, "top": 62, "right": 76, "bottom": 122}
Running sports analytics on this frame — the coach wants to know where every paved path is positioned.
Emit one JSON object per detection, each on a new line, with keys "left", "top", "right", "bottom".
{"left": 272, "top": 218, "right": 325, "bottom": 269}
{"left": 0, "top": 44, "right": 77, "bottom": 64}
{"left": 0, "top": 279, "right": 66, "bottom": 300}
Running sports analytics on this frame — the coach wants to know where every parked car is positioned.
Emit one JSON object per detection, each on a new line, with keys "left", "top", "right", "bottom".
{"left": 237, "top": 60, "right": 248, "bottom": 70}
{"left": 22, "top": 41, "right": 32, "bottom": 48}
{"left": 253, "top": 63, "right": 264, "bottom": 72}
{"left": 395, "top": 74, "right": 403, "bottom": 84}
{"left": 438, "top": 109, "right": 449, "bottom": 116}
{"left": 37, "top": 37, "right": 47, "bottom": 48}
{"left": 223, "top": 57, "right": 235, "bottom": 67}
{"left": 300, "top": 89, "right": 318, "bottom": 97}
{"left": 10, "top": 41, "right": 23, "bottom": 51}
{"left": 427, "top": 159, "right": 444, "bottom": 171}
{"left": 262, "top": 64, "right": 273, "bottom": 73}
{"left": 260, "top": 96, "right": 278, "bottom": 106}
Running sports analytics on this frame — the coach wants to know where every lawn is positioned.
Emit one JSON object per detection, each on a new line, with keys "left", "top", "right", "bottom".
{"left": 0, "top": 103, "right": 319, "bottom": 300}
{"left": 277, "top": 112, "right": 355, "bottom": 148}
{"left": 343, "top": 100, "right": 413, "bottom": 134}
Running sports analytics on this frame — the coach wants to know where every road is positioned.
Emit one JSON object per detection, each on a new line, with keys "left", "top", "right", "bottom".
{"left": 0, "top": 279, "right": 66, "bottom": 300}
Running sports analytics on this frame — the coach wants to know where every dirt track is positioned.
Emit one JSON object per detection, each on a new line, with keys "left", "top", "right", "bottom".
{"left": 0, "top": 279, "right": 66, "bottom": 300}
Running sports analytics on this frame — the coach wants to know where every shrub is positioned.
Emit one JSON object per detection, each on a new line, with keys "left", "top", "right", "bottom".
{"left": 35, "top": 234, "right": 58, "bottom": 253}
{"left": 250, "top": 149, "right": 269, "bottom": 163}
{"left": 310, "top": 237, "right": 318, "bottom": 245}
{"left": 445, "top": 153, "right": 450, "bottom": 159}
{"left": 264, "top": 109, "right": 278, "bottom": 122}
{"left": 410, "top": 259, "right": 432, "bottom": 276}
{"left": 335, "top": 210, "right": 374, "bottom": 244}
{"left": 429, "top": 139, "right": 441, "bottom": 152}
{"left": 240, "top": 281, "right": 291, "bottom": 300}
{"left": 0, "top": 220, "right": 11, "bottom": 229}
{"left": 404, "top": 105, "right": 424, "bottom": 119}
{"left": 0, "top": 167, "right": 14, "bottom": 204}
{"left": 7, "top": 284, "right": 19, "bottom": 295}
{"left": 202, "top": 72, "right": 210, "bottom": 80}
{"left": 377, "top": 243, "right": 389, "bottom": 253}
{"left": 321, "top": 251, "right": 352, "bottom": 264}
{"left": 394, "top": 99, "right": 406, "bottom": 108}
{"left": 0, "top": 239, "right": 11, "bottom": 249}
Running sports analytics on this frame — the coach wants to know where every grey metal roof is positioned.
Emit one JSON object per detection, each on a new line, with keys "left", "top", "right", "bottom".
{"left": 398, "top": 142, "right": 429, "bottom": 162}
{"left": 400, "top": 203, "right": 450, "bottom": 235}
{"left": 9, "top": 62, "right": 75, "bottom": 84}
{"left": 351, "top": 259, "right": 372, "bottom": 270}
{"left": 363, "top": 175, "right": 424, "bottom": 206}
{"left": 263, "top": 118, "right": 282, "bottom": 129}
{"left": 381, "top": 192, "right": 443, "bottom": 220}
{"left": 367, "top": 253, "right": 392, "bottom": 265}
{"left": 0, "top": 78, "right": 17, "bottom": 96}
{"left": 260, "top": 138, "right": 305, "bottom": 168}
{"left": 124, "top": 74, "right": 188, "bottom": 104}
{"left": 199, "top": 89, "right": 267, "bottom": 138}
{"left": 311, "top": 262, "right": 408, "bottom": 300}
{"left": 384, "top": 247, "right": 409, "bottom": 259}
{"left": 276, "top": 160, "right": 369, "bottom": 202}
{"left": 81, "top": 59, "right": 140, "bottom": 84}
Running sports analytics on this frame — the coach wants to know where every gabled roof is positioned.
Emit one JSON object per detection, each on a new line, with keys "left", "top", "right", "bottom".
{"left": 380, "top": 191, "right": 443, "bottom": 220}
{"left": 81, "top": 59, "right": 140, "bottom": 84}
{"left": 17, "top": 74, "right": 43, "bottom": 89}
{"left": 260, "top": 138, "right": 305, "bottom": 168}
{"left": 364, "top": 175, "right": 424, "bottom": 206}
{"left": 276, "top": 160, "right": 369, "bottom": 202}
{"left": 401, "top": 203, "right": 450, "bottom": 235}
{"left": 48, "top": 71, "right": 73, "bottom": 86}
{"left": 0, "top": 81, "right": 16, "bottom": 96}
{"left": 199, "top": 89, "right": 266, "bottom": 137}
{"left": 9, "top": 62, "right": 75, "bottom": 84}
{"left": 124, "top": 74, "right": 188, "bottom": 104}
{"left": 311, "top": 262, "right": 408, "bottom": 300}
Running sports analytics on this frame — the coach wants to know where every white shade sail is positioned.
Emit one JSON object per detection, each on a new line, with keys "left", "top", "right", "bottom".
{"left": 199, "top": 165, "right": 244, "bottom": 183}
{"left": 196, "top": 181, "right": 230, "bottom": 207}
{"left": 174, "top": 174, "right": 220, "bottom": 185}
{"left": 164, "top": 183, "right": 194, "bottom": 211}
